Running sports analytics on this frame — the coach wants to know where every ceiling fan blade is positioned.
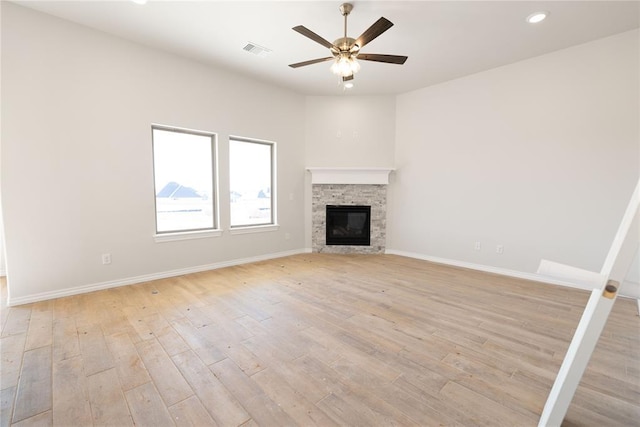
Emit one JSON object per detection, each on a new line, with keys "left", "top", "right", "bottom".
{"left": 357, "top": 54, "right": 408, "bottom": 64}
{"left": 355, "top": 17, "right": 394, "bottom": 49}
{"left": 292, "top": 25, "right": 336, "bottom": 50}
{"left": 289, "top": 57, "right": 334, "bottom": 68}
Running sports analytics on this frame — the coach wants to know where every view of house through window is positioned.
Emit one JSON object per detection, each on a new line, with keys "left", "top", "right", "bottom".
{"left": 229, "top": 137, "right": 275, "bottom": 227}
{"left": 152, "top": 126, "right": 216, "bottom": 233}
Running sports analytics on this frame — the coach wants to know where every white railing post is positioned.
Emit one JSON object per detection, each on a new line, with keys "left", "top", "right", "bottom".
{"left": 538, "top": 281, "right": 618, "bottom": 427}
{"left": 538, "top": 177, "right": 639, "bottom": 426}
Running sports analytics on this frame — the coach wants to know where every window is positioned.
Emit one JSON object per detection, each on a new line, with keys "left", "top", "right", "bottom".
{"left": 229, "top": 137, "right": 275, "bottom": 228}
{"left": 152, "top": 126, "right": 217, "bottom": 234}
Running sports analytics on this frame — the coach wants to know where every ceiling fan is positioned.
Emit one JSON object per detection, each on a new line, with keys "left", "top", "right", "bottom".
{"left": 289, "top": 3, "right": 408, "bottom": 83}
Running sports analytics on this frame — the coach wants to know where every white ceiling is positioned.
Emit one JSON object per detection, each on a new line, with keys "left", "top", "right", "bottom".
{"left": 13, "top": 1, "right": 640, "bottom": 96}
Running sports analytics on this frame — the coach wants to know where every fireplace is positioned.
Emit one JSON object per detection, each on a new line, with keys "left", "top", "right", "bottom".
{"left": 308, "top": 168, "right": 393, "bottom": 254}
{"left": 326, "top": 205, "right": 371, "bottom": 246}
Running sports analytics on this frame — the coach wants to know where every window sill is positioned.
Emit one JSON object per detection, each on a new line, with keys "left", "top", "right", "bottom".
{"left": 229, "top": 224, "right": 280, "bottom": 235}
{"left": 154, "top": 229, "right": 222, "bottom": 243}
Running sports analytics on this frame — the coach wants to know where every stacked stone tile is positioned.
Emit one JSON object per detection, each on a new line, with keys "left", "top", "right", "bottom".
{"left": 312, "top": 184, "right": 386, "bottom": 254}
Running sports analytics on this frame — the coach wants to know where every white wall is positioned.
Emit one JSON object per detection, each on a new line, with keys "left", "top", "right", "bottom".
{"left": 303, "top": 95, "right": 396, "bottom": 248}
{"left": 305, "top": 96, "right": 396, "bottom": 168}
{"left": 389, "top": 30, "right": 639, "bottom": 279}
{"left": 1, "top": 4, "right": 306, "bottom": 303}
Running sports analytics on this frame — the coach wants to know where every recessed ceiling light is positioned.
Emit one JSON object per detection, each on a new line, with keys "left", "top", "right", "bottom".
{"left": 344, "top": 82, "right": 354, "bottom": 89}
{"left": 526, "top": 11, "right": 549, "bottom": 24}
{"left": 131, "top": 0, "right": 148, "bottom": 5}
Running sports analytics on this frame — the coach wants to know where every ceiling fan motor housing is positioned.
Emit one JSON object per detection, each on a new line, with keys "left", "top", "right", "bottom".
{"left": 331, "top": 37, "right": 359, "bottom": 57}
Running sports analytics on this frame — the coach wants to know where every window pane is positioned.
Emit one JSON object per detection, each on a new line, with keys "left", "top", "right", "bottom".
{"left": 230, "top": 139, "right": 273, "bottom": 227}
{"left": 153, "top": 127, "right": 215, "bottom": 233}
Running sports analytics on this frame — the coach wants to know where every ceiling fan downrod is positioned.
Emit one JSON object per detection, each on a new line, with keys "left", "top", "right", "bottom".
{"left": 340, "top": 3, "right": 353, "bottom": 40}
{"left": 334, "top": 3, "right": 357, "bottom": 53}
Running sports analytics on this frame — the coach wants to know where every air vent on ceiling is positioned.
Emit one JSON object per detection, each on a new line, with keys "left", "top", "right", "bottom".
{"left": 243, "top": 42, "right": 272, "bottom": 58}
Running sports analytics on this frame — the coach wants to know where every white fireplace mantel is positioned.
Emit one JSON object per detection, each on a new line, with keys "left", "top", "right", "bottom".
{"left": 307, "top": 167, "right": 394, "bottom": 185}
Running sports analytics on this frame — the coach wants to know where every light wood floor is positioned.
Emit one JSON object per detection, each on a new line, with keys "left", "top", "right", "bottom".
{"left": 1, "top": 254, "right": 639, "bottom": 426}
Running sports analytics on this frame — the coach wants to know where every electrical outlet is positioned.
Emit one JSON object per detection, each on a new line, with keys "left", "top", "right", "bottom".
{"left": 474, "top": 241, "right": 481, "bottom": 251}
{"left": 496, "top": 245, "right": 504, "bottom": 254}
{"left": 102, "top": 253, "right": 111, "bottom": 265}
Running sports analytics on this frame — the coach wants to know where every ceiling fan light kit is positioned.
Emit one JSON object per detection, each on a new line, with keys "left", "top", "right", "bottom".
{"left": 330, "top": 55, "right": 360, "bottom": 77}
{"left": 289, "top": 2, "right": 408, "bottom": 84}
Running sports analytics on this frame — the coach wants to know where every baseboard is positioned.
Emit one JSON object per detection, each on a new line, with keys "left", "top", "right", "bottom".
{"left": 7, "top": 248, "right": 308, "bottom": 306}
{"left": 9, "top": 248, "right": 637, "bottom": 306}
{"left": 385, "top": 249, "right": 640, "bottom": 300}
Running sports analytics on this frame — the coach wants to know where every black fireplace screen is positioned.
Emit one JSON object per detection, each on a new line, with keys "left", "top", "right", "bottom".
{"left": 326, "top": 205, "right": 371, "bottom": 246}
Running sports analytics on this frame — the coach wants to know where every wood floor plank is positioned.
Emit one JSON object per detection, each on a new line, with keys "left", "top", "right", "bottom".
{"left": 234, "top": 315, "right": 308, "bottom": 360}
{"left": 1, "top": 386, "right": 16, "bottom": 427}
{"left": 316, "top": 391, "right": 379, "bottom": 427}
{"left": 104, "top": 332, "right": 151, "bottom": 391}
{"left": 455, "top": 371, "right": 543, "bottom": 421}
{"left": 124, "top": 382, "right": 175, "bottom": 427}
{"left": 169, "top": 318, "right": 226, "bottom": 365}
{"left": 122, "top": 306, "right": 156, "bottom": 341}
{"left": 376, "top": 382, "right": 462, "bottom": 426}
{"left": 24, "top": 302, "right": 52, "bottom": 351}
{"left": 241, "top": 336, "right": 331, "bottom": 403}
{"left": 1, "top": 306, "right": 31, "bottom": 338}
{"left": 77, "top": 324, "right": 113, "bottom": 376}
{"left": 209, "top": 357, "right": 296, "bottom": 426}
{"left": 51, "top": 317, "right": 80, "bottom": 362}
{"left": 570, "top": 382, "right": 640, "bottom": 425}
{"left": 52, "top": 295, "right": 82, "bottom": 321}
{"left": 12, "top": 346, "right": 51, "bottom": 423}
{"left": 0, "top": 332, "right": 27, "bottom": 389}
{"left": 441, "top": 351, "right": 515, "bottom": 384}
{"left": 155, "top": 328, "right": 190, "bottom": 357}
{"left": 86, "top": 368, "right": 132, "bottom": 427}
{"left": 167, "top": 395, "right": 218, "bottom": 427}
{"left": 52, "top": 356, "right": 92, "bottom": 426}
{"left": 251, "top": 366, "right": 339, "bottom": 426}
{"left": 439, "top": 380, "right": 533, "bottom": 426}
{"left": 171, "top": 351, "right": 250, "bottom": 427}
{"left": 11, "top": 410, "right": 52, "bottom": 427}
{"left": 134, "top": 339, "right": 193, "bottom": 407}
{"left": 99, "top": 311, "right": 135, "bottom": 338}
{"left": 221, "top": 342, "right": 265, "bottom": 376}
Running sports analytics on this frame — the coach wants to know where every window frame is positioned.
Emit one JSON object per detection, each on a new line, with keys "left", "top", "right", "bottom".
{"left": 228, "top": 136, "right": 278, "bottom": 232}
{"left": 151, "top": 124, "right": 220, "bottom": 241}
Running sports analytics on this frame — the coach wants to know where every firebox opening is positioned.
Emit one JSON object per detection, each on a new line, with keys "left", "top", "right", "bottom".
{"left": 326, "top": 205, "right": 371, "bottom": 246}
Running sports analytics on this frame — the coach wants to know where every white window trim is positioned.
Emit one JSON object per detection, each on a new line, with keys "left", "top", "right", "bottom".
{"left": 229, "top": 135, "right": 277, "bottom": 229}
{"left": 154, "top": 228, "right": 223, "bottom": 243}
{"left": 229, "top": 224, "right": 280, "bottom": 235}
{"left": 152, "top": 124, "right": 220, "bottom": 236}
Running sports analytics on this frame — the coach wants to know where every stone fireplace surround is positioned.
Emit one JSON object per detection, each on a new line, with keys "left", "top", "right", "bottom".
{"left": 308, "top": 168, "right": 393, "bottom": 254}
